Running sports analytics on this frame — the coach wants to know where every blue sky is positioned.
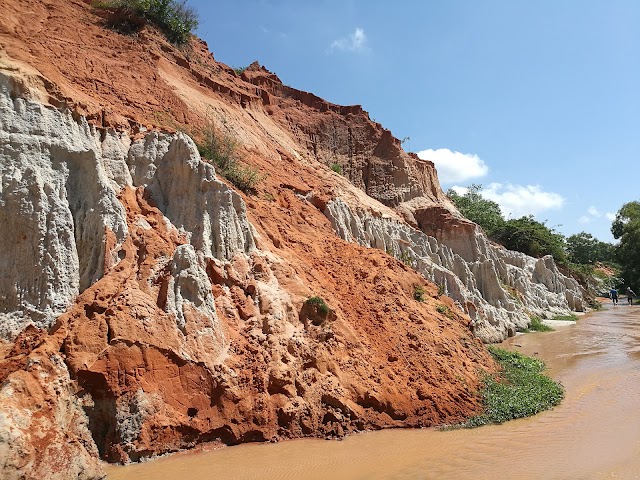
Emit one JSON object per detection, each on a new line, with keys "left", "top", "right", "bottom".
{"left": 192, "top": 1, "right": 639, "bottom": 242}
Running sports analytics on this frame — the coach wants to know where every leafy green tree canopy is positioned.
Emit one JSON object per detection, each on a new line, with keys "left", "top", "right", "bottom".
{"left": 566, "top": 232, "right": 615, "bottom": 265}
{"left": 446, "top": 184, "right": 505, "bottom": 238}
{"left": 496, "top": 215, "right": 568, "bottom": 264}
{"left": 611, "top": 201, "right": 640, "bottom": 288}
{"left": 448, "top": 185, "right": 567, "bottom": 263}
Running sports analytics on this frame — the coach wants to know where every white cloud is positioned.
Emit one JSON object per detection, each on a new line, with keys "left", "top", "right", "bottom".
{"left": 329, "top": 28, "right": 367, "bottom": 53}
{"left": 581, "top": 205, "right": 616, "bottom": 226}
{"left": 482, "top": 183, "right": 565, "bottom": 218}
{"left": 417, "top": 148, "right": 488, "bottom": 184}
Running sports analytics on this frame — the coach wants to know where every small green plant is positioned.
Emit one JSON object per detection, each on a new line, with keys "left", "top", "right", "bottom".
{"left": 233, "top": 66, "right": 247, "bottom": 75}
{"left": 399, "top": 250, "right": 415, "bottom": 268}
{"left": 436, "top": 303, "right": 449, "bottom": 315}
{"left": 224, "top": 164, "right": 266, "bottom": 192}
{"left": 305, "top": 296, "right": 330, "bottom": 316}
{"left": 263, "top": 191, "right": 275, "bottom": 202}
{"left": 527, "top": 316, "right": 554, "bottom": 332}
{"left": 197, "top": 122, "right": 265, "bottom": 192}
{"left": 94, "top": 0, "right": 199, "bottom": 45}
{"left": 302, "top": 296, "right": 333, "bottom": 326}
{"left": 461, "top": 346, "right": 564, "bottom": 427}
{"left": 413, "top": 284, "right": 425, "bottom": 302}
{"left": 437, "top": 283, "right": 445, "bottom": 298}
{"left": 330, "top": 163, "right": 343, "bottom": 175}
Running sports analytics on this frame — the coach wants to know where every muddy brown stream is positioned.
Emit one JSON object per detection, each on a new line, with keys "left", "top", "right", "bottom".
{"left": 106, "top": 305, "right": 640, "bottom": 479}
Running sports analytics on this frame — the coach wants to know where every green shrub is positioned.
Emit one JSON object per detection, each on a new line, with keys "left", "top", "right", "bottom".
{"left": 413, "top": 284, "right": 425, "bottom": 302}
{"left": 497, "top": 215, "right": 568, "bottom": 265}
{"left": 233, "top": 66, "right": 247, "bottom": 75}
{"left": 448, "top": 185, "right": 568, "bottom": 265}
{"left": 527, "top": 315, "right": 554, "bottom": 332}
{"left": 302, "top": 296, "right": 332, "bottom": 326}
{"left": 94, "top": 0, "right": 199, "bottom": 45}
{"left": 399, "top": 250, "right": 415, "bottom": 268}
{"left": 588, "top": 298, "right": 604, "bottom": 310}
{"left": 330, "top": 163, "right": 342, "bottom": 175}
{"left": 436, "top": 303, "right": 449, "bottom": 315}
{"left": 447, "top": 184, "right": 505, "bottom": 239}
{"left": 224, "top": 164, "right": 266, "bottom": 192}
{"left": 462, "top": 346, "right": 564, "bottom": 427}
{"left": 437, "top": 283, "right": 445, "bottom": 297}
{"left": 197, "top": 123, "right": 265, "bottom": 192}
{"left": 305, "top": 296, "right": 330, "bottom": 315}
{"left": 566, "top": 232, "right": 615, "bottom": 265}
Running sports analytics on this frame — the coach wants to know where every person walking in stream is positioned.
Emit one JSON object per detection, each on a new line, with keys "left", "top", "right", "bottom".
{"left": 626, "top": 287, "right": 636, "bottom": 305}
{"left": 610, "top": 287, "right": 619, "bottom": 305}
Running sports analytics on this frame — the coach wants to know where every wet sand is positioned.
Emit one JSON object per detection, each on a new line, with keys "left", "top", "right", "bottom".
{"left": 106, "top": 304, "right": 640, "bottom": 479}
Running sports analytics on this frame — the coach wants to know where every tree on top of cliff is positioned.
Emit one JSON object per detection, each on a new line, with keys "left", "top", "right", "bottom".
{"left": 612, "top": 200, "right": 640, "bottom": 288}
{"left": 94, "top": 0, "right": 198, "bottom": 45}
{"left": 566, "top": 232, "right": 615, "bottom": 265}
{"left": 496, "top": 215, "right": 567, "bottom": 265}
{"left": 447, "top": 184, "right": 505, "bottom": 238}
{"left": 448, "top": 185, "right": 567, "bottom": 264}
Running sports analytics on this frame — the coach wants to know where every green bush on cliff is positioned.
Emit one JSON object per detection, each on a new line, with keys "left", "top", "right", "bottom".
{"left": 302, "top": 296, "right": 332, "bottom": 326}
{"left": 305, "top": 296, "right": 331, "bottom": 316}
{"left": 94, "top": 0, "right": 198, "bottom": 45}
{"left": 463, "top": 346, "right": 564, "bottom": 427}
{"left": 398, "top": 250, "right": 415, "bottom": 268}
{"left": 197, "top": 123, "right": 265, "bottom": 193}
{"left": 447, "top": 184, "right": 505, "bottom": 239}
{"left": 330, "top": 163, "right": 342, "bottom": 175}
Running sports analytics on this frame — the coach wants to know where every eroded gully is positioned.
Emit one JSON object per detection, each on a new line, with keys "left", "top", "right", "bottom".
{"left": 106, "top": 303, "right": 640, "bottom": 480}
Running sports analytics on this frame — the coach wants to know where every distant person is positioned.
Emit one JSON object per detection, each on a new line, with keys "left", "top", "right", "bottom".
{"left": 626, "top": 287, "right": 636, "bottom": 305}
{"left": 610, "top": 288, "right": 619, "bottom": 305}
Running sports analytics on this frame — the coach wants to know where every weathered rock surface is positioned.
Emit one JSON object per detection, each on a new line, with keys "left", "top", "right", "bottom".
{"left": 325, "top": 197, "right": 583, "bottom": 342}
{"left": 127, "top": 132, "right": 255, "bottom": 260}
{"left": 0, "top": 82, "right": 494, "bottom": 478}
{"left": 0, "top": 78, "right": 128, "bottom": 338}
{"left": 0, "top": 1, "right": 584, "bottom": 477}
{"left": 0, "top": 80, "right": 254, "bottom": 339}
{"left": 0, "top": 328, "right": 103, "bottom": 480}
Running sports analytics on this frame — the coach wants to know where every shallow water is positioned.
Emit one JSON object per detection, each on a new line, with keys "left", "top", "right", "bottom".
{"left": 106, "top": 304, "right": 640, "bottom": 480}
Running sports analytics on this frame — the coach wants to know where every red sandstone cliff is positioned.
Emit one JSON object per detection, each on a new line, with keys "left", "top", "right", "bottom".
{"left": 0, "top": 1, "right": 527, "bottom": 479}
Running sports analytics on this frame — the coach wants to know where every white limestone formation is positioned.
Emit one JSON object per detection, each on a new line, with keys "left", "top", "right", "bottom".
{"left": 166, "top": 244, "right": 228, "bottom": 364}
{"left": 0, "top": 83, "right": 254, "bottom": 339}
{"left": 128, "top": 132, "right": 255, "bottom": 261}
{"left": 324, "top": 198, "right": 584, "bottom": 342}
{"left": 0, "top": 84, "right": 128, "bottom": 338}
